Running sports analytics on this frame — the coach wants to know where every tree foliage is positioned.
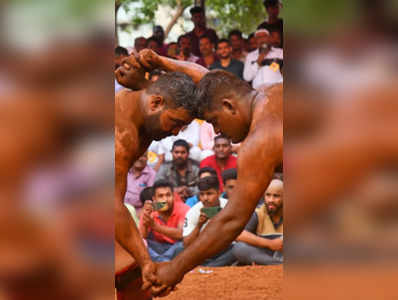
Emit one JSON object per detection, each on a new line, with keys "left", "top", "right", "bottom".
{"left": 117, "top": 0, "right": 267, "bottom": 38}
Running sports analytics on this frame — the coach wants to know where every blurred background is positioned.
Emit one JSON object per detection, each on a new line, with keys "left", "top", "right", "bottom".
{"left": 284, "top": 0, "right": 398, "bottom": 299}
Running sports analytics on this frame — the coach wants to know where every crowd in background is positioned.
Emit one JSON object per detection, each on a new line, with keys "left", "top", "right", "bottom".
{"left": 115, "top": 0, "right": 284, "bottom": 267}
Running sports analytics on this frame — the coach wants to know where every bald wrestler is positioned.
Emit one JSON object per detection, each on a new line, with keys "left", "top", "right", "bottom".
{"left": 136, "top": 49, "right": 282, "bottom": 288}
{"left": 114, "top": 54, "right": 197, "bottom": 297}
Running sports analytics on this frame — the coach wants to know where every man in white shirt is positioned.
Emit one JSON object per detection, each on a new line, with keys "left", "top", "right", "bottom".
{"left": 183, "top": 176, "right": 236, "bottom": 266}
{"left": 243, "top": 29, "right": 283, "bottom": 89}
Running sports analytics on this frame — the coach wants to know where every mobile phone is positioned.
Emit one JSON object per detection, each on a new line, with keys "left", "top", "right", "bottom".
{"left": 153, "top": 201, "right": 168, "bottom": 211}
{"left": 201, "top": 206, "right": 221, "bottom": 219}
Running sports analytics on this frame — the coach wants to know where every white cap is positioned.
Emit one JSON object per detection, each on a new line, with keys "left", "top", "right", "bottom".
{"left": 255, "top": 29, "right": 270, "bottom": 36}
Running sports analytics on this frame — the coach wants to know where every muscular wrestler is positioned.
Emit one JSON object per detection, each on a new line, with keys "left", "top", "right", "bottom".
{"left": 114, "top": 54, "right": 197, "bottom": 297}
{"left": 137, "top": 49, "right": 283, "bottom": 288}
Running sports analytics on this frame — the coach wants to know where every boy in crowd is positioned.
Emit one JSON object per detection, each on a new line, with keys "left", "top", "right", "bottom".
{"left": 183, "top": 176, "right": 236, "bottom": 266}
{"left": 221, "top": 168, "right": 237, "bottom": 200}
{"left": 185, "top": 167, "right": 218, "bottom": 207}
{"left": 139, "top": 180, "right": 189, "bottom": 262}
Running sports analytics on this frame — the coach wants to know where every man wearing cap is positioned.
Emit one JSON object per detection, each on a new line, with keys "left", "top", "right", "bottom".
{"left": 258, "top": 0, "right": 283, "bottom": 41}
{"left": 243, "top": 28, "right": 283, "bottom": 89}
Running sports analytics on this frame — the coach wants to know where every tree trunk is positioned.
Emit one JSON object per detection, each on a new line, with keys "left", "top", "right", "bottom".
{"left": 164, "top": 0, "right": 187, "bottom": 39}
{"left": 115, "top": 1, "right": 121, "bottom": 45}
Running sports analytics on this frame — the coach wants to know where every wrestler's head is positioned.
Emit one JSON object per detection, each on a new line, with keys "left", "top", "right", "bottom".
{"left": 143, "top": 72, "right": 197, "bottom": 141}
{"left": 115, "top": 54, "right": 147, "bottom": 90}
{"left": 196, "top": 70, "right": 254, "bottom": 143}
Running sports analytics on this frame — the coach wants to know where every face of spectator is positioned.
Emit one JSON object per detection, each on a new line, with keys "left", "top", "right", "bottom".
{"left": 199, "top": 37, "right": 213, "bottom": 57}
{"left": 199, "top": 188, "right": 220, "bottom": 207}
{"left": 224, "top": 178, "right": 237, "bottom": 199}
{"left": 255, "top": 32, "right": 271, "bottom": 46}
{"left": 264, "top": 179, "right": 283, "bottom": 216}
{"left": 248, "top": 36, "right": 258, "bottom": 51}
{"left": 216, "top": 42, "right": 232, "bottom": 60}
{"left": 133, "top": 152, "right": 148, "bottom": 170}
{"left": 179, "top": 37, "right": 192, "bottom": 56}
{"left": 153, "top": 26, "right": 165, "bottom": 43}
{"left": 172, "top": 145, "right": 189, "bottom": 167}
{"left": 167, "top": 43, "right": 178, "bottom": 58}
{"left": 191, "top": 12, "right": 205, "bottom": 28}
{"left": 266, "top": 5, "right": 280, "bottom": 19}
{"left": 214, "top": 137, "right": 232, "bottom": 160}
{"left": 135, "top": 38, "right": 147, "bottom": 52}
{"left": 147, "top": 40, "right": 160, "bottom": 53}
{"left": 229, "top": 34, "right": 242, "bottom": 51}
{"left": 153, "top": 186, "right": 174, "bottom": 213}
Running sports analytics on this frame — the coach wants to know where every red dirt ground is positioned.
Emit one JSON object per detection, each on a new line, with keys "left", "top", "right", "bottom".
{"left": 157, "top": 265, "right": 283, "bottom": 300}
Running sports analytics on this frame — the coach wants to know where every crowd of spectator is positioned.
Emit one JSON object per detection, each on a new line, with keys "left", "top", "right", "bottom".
{"left": 116, "top": 0, "right": 284, "bottom": 267}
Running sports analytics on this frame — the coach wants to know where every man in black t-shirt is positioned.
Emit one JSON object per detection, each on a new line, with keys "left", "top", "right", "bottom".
{"left": 210, "top": 39, "right": 244, "bottom": 80}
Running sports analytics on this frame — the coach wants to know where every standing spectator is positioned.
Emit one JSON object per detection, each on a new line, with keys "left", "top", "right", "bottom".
{"left": 114, "top": 46, "right": 128, "bottom": 93}
{"left": 197, "top": 35, "right": 218, "bottom": 68}
{"left": 139, "top": 180, "right": 189, "bottom": 262}
{"left": 153, "top": 25, "right": 168, "bottom": 56}
{"left": 257, "top": 0, "right": 283, "bottom": 46}
{"left": 233, "top": 178, "right": 283, "bottom": 265}
{"left": 185, "top": 167, "right": 218, "bottom": 207}
{"left": 200, "top": 135, "right": 237, "bottom": 192}
{"left": 246, "top": 32, "right": 258, "bottom": 52}
{"left": 243, "top": 29, "right": 283, "bottom": 89}
{"left": 124, "top": 152, "right": 156, "bottom": 216}
{"left": 228, "top": 29, "right": 248, "bottom": 63}
{"left": 155, "top": 139, "right": 200, "bottom": 201}
{"left": 210, "top": 39, "right": 244, "bottom": 80}
{"left": 176, "top": 34, "right": 200, "bottom": 64}
{"left": 127, "top": 36, "right": 147, "bottom": 55}
{"left": 183, "top": 176, "right": 236, "bottom": 266}
{"left": 186, "top": 6, "right": 218, "bottom": 57}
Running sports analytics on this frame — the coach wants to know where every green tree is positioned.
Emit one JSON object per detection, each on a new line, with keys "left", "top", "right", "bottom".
{"left": 116, "top": 0, "right": 267, "bottom": 40}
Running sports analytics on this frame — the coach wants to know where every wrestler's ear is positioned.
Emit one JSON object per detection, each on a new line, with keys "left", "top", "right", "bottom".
{"left": 148, "top": 95, "right": 165, "bottom": 113}
{"left": 221, "top": 99, "right": 236, "bottom": 115}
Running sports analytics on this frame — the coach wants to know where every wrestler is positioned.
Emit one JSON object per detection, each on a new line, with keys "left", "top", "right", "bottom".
{"left": 114, "top": 54, "right": 197, "bottom": 297}
{"left": 137, "top": 49, "right": 283, "bottom": 288}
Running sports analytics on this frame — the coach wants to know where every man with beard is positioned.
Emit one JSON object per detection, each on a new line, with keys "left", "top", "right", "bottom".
{"left": 232, "top": 178, "right": 283, "bottom": 265}
{"left": 155, "top": 139, "right": 200, "bottom": 202}
{"left": 114, "top": 54, "right": 197, "bottom": 298}
{"left": 210, "top": 39, "right": 244, "bottom": 80}
{"left": 200, "top": 135, "right": 237, "bottom": 192}
{"left": 135, "top": 49, "right": 282, "bottom": 290}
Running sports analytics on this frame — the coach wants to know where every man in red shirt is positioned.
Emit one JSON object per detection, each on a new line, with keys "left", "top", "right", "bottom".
{"left": 139, "top": 179, "right": 189, "bottom": 262}
{"left": 200, "top": 135, "right": 237, "bottom": 192}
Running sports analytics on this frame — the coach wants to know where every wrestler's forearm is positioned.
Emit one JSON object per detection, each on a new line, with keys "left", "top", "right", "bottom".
{"left": 115, "top": 203, "right": 152, "bottom": 267}
{"left": 157, "top": 56, "right": 208, "bottom": 84}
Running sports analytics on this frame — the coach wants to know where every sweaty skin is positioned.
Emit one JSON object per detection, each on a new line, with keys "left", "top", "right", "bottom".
{"left": 138, "top": 49, "right": 283, "bottom": 287}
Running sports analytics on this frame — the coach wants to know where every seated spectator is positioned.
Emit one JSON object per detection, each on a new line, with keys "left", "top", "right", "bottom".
{"left": 176, "top": 34, "right": 200, "bottom": 64}
{"left": 152, "top": 25, "right": 168, "bottom": 56}
{"left": 233, "top": 178, "right": 283, "bottom": 265}
{"left": 197, "top": 35, "right": 218, "bottom": 68}
{"left": 220, "top": 168, "right": 237, "bottom": 200}
{"left": 139, "top": 180, "right": 189, "bottom": 262}
{"left": 185, "top": 167, "right": 217, "bottom": 207}
{"left": 157, "top": 119, "right": 203, "bottom": 162}
{"left": 124, "top": 152, "right": 156, "bottom": 216}
{"left": 167, "top": 42, "right": 178, "bottom": 58}
{"left": 183, "top": 176, "right": 236, "bottom": 266}
{"left": 257, "top": 0, "right": 283, "bottom": 47}
{"left": 228, "top": 29, "right": 248, "bottom": 63}
{"left": 115, "top": 46, "right": 128, "bottom": 93}
{"left": 243, "top": 29, "right": 283, "bottom": 89}
{"left": 246, "top": 32, "right": 258, "bottom": 53}
{"left": 127, "top": 36, "right": 147, "bottom": 55}
{"left": 146, "top": 36, "right": 161, "bottom": 54}
{"left": 186, "top": 6, "right": 218, "bottom": 57}
{"left": 210, "top": 39, "right": 244, "bottom": 80}
{"left": 155, "top": 139, "right": 200, "bottom": 202}
{"left": 200, "top": 135, "right": 237, "bottom": 192}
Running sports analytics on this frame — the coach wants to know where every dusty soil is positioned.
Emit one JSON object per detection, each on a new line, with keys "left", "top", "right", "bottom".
{"left": 157, "top": 265, "right": 283, "bottom": 300}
